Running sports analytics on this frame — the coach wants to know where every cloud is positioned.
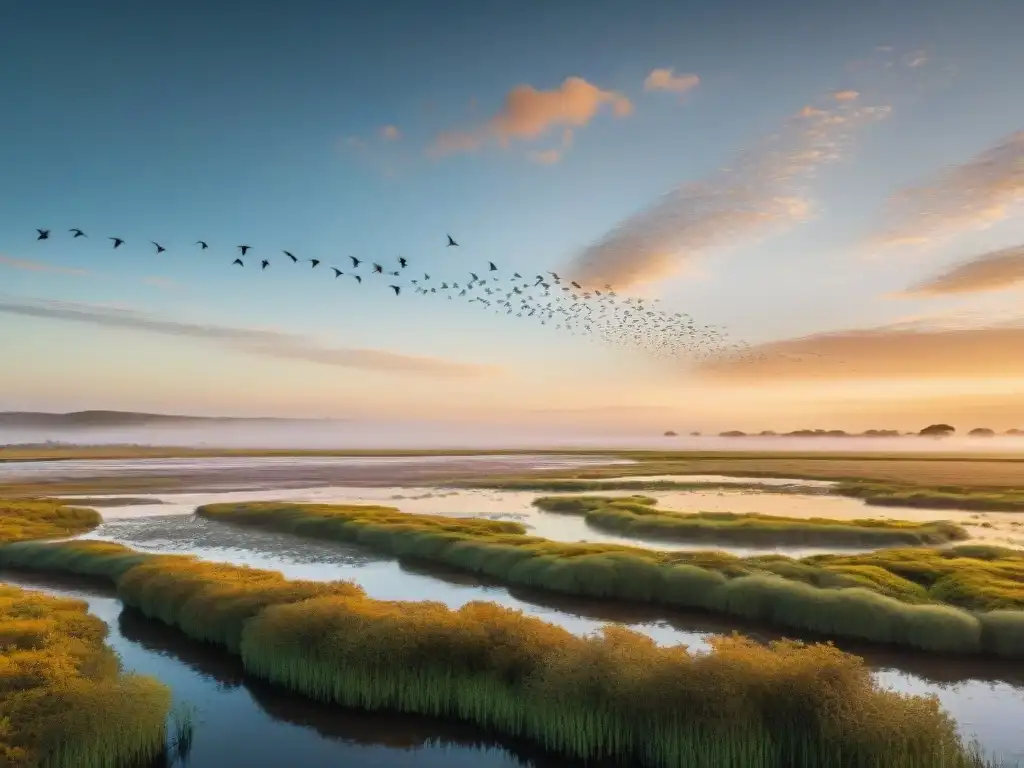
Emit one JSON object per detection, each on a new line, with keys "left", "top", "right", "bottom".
{"left": 693, "top": 315, "right": 1024, "bottom": 382}
{"left": 644, "top": 69, "right": 700, "bottom": 94}
{"left": 872, "top": 131, "right": 1024, "bottom": 248}
{"left": 0, "top": 255, "right": 88, "bottom": 277}
{"left": 0, "top": 296, "right": 498, "bottom": 378}
{"left": 566, "top": 93, "right": 890, "bottom": 289}
{"left": 901, "top": 244, "right": 1024, "bottom": 297}
{"left": 832, "top": 89, "right": 860, "bottom": 101}
{"left": 527, "top": 127, "right": 575, "bottom": 166}
{"left": 380, "top": 125, "right": 400, "bottom": 140}
{"left": 430, "top": 76, "right": 632, "bottom": 159}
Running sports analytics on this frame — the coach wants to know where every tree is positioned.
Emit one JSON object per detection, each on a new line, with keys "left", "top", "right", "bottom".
{"left": 919, "top": 423, "right": 955, "bottom": 438}
{"left": 968, "top": 427, "right": 995, "bottom": 438}
{"left": 663, "top": 430, "right": 678, "bottom": 437}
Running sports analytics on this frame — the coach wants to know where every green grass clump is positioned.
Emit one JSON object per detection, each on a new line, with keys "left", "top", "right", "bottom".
{"left": 0, "top": 499, "right": 101, "bottom": 544}
{"left": 532, "top": 494, "right": 968, "bottom": 546}
{"left": 833, "top": 482, "right": 1024, "bottom": 512}
{"left": 0, "top": 540, "right": 992, "bottom": 767}
{"left": 0, "top": 583, "right": 171, "bottom": 767}
{"left": 195, "top": 502, "right": 1024, "bottom": 658}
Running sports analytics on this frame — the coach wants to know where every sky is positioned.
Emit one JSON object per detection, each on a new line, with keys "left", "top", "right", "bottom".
{"left": 2, "top": 0, "right": 1024, "bottom": 435}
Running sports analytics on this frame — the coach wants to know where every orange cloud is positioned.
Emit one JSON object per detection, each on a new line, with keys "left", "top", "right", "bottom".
{"left": 644, "top": 69, "right": 700, "bottom": 94}
{"left": 0, "top": 255, "right": 87, "bottom": 277}
{"left": 430, "top": 77, "right": 632, "bottom": 158}
{"left": 902, "top": 244, "right": 1024, "bottom": 297}
{"left": 565, "top": 93, "right": 888, "bottom": 289}
{"left": 872, "top": 131, "right": 1024, "bottom": 248}
{"left": 380, "top": 125, "right": 400, "bottom": 140}
{"left": 693, "top": 319, "right": 1024, "bottom": 382}
{"left": 832, "top": 89, "right": 860, "bottom": 101}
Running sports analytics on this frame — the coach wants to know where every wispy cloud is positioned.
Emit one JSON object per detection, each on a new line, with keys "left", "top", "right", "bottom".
{"left": 566, "top": 90, "right": 889, "bottom": 288}
{"left": 380, "top": 124, "right": 401, "bottom": 140}
{"left": 901, "top": 244, "right": 1024, "bottom": 297}
{"left": 0, "top": 296, "right": 499, "bottom": 378}
{"left": 527, "top": 128, "right": 574, "bottom": 166}
{"left": 0, "top": 255, "right": 88, "bottom": 277}
{"left": 430, "top": 76, "right": 632, "bottom": 160}
{"left": 693, "top": 313, "right": 1024, "bottom": 382}
{"left": 872, "top": 131, "right": 1024, "bottom": 248}
{"left": 644, "top": 69, "right": 700, "bottom": 94}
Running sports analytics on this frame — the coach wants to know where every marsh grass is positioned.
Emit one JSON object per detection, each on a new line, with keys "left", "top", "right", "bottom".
{"left": 0, "top": 583, "right": 171, "bottom": 767}
{"left": 0, "top": 499, "right": 101, "bottom": 544}
{"left": 194, "top": 502, "right": 1024, "bottom": 658}
{"left": 531, "top": 495, "right": 968, "bottom": 546}
{"left": 0, "top": 540, "right": 995, "bottom": 767}
{"left": 833, "top": 483, "right": 1024, "bottom": 512}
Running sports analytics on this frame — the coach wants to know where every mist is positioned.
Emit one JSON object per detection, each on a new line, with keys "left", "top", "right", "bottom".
{"left": 4, "top": 420, "right": 1024, "bottom": 452}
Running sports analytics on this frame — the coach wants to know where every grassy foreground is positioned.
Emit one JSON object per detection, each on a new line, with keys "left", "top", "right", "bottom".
{"left": 0, "top": 540, "right": 993, "bottom": 768}
{"left": 196, "top": 502, "right": 1024, "bottom": 658}
{"left": 531, "top": 495, "right": 969, "bottom": 546}
{"left": 0, "top": 499, "right": 102, "bottom": 544}
{"left": 0, "top": 583, "right": 171, "bottom": 766}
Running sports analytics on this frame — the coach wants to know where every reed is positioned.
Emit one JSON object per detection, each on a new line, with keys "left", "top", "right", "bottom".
{"left": 0, "top": 583, "right": 171, "bottom": 767}
{"left": 0, "top": 540, "right": 992, "bottom": 767}
{"left": 531, "top": 494, "right": 968, "bottom": 546}
{"left": 195, "top": 502, "right": 1024, "bottom": 657}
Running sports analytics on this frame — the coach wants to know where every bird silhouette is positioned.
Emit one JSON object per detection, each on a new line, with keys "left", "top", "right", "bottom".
{"left": 390, "top": 285, "right": 401, "bottom": 295}
{"left": 69, "top": 228, "right": 86, "bottom": 238}
{"left": 110, "top": 237, "right": 124, "bottom": 249}
{"left": 353, "top": 275, "right": 362, "bottom": 284}
{"left": 447, "top": 234, "right": 458, "bottom": 247}
{"left": 350, "top": 256, "right": 361, "bottom": 268}
{"left": 36, "top": 229, "right": 50, "bottom": 240}
{"left": 261, "top": 260, "right": 270, "bottom": 270}
{"left": 309, "top": 259, "right": 320, "bottom": 268}
{"left": 399, "top": 257, "right": 408, "bottom": 268}
{"left": 373, "top": 263, "right": 383, "bottom": 274}
{"left": 489, "top": 262, "right": 497, "bottom": 271}
{"left": 284, "top": 250, "right": 298, "bottom": 263}
{"left": 331, "top": 267, "right": 343, "bottom": 278}
{"left": 232, "top": 258, "right": 244, "bottom": 267}
{"left": 151, "top": 241, "right": 166, "bottom": 254}
{"left": 197, "top": 241, "right": 208, "bottom": 249}
{"left": 238, "top": 245, "right": 251, "bottom": 256}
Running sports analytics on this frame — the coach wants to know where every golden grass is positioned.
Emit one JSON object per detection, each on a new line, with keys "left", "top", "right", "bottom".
{"left": 193, "top": 502, "right": 1024, "bottom": 658}
{"left": 531, "top": 495, "right": 969, "bottom": 546}
{"left": 0, "top": 539, "right": 992, "bottom": 767}
{"left": 0, "top": 499, "right": 101, "bottom": 544}
{"left": 0, "top": 584, "right": 170, "bottom": 766}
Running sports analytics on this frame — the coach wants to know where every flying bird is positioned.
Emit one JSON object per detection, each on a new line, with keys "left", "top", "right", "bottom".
{"left": 151, "top": 241, "right": 166, "bottom": 254}
{"left": 447, "top": 234, "right": 458, "bottom": 247}
{"left": 309, "top": 259, "right": 320, "bottom": 268}
{"left": 197, "top": 241, "right": 208, "bottom": 249}
{"left": 232, "top": 258, "right": 244, "bottom": 267}
{"left": 373, "top": 263, "right": 383, "bottom": 274}
{"left": 349, "top": 256, "right": 361, "bottom": 268}
{"left": 69, "top": 228, "right": 86, "bottom": 238}
{"left": 110, "top": 237, "right": 124, "bottom": 249}
{"left": 489, "top": 262, "right": 497, "bottom": 271}
{"left": 238, "top": 245, "right": 251, "bottom": 255}
{"left": 353, "top": 275, "right": 362, "bottom": 284}
{"left": 331, "top": 267, "right": 343, "bottom": 278}
{"left": 390, "top": 285, "right": 401, "bottom": 295}
{"left": 284, "top": 250, "right": 298, "bottom": 263}
{"left": 36, "top": 229, "right": 50, "bottom": 240}
{"left": 261, "top": 260, "right": 270, "bottom": 270}
{"left": 399, "top": 257, "right": 408, "bottom": 268}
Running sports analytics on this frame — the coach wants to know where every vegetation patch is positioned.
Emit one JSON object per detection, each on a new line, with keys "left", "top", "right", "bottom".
{"left": 0, "top": 539, "right": 992, "bottom": 767}
{"left": 531, "top": 494, "right": 968, "bottom": 546}
{"left": 0, "top": 499, "right": 102, "bottom": 544}
{"left": 194, "top": 502, "right": 1024, "bottom": 658}
{"left": 0, "top": 583, "right": 171, "bottom": 767}
{"left": 832, "top": 482, "right": 1024, "bottom": 512}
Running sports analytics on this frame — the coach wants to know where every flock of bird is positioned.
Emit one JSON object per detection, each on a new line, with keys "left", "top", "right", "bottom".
{"left": 34, "top": 227, "right": 763, "bottom": 363}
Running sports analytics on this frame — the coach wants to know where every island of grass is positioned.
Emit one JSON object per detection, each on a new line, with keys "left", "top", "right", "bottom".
{"left": 193, "top": 501, "right": 1024, "bottom": 659}
{"left": 0, "top": 498, "right": 102, "bottom": 543}
{"left": 531, "top": 494, "right": 969, "bottom": 546}
{"left": 0, "top": 539, "right": 994, "bottom": 768}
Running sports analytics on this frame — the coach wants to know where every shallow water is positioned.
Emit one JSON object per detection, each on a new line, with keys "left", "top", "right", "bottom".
{"left": 0, "top": 575, "right": 569, "bottom": 768}
{"left": 73, "top": 512, "right": 1024, "bottom": 763}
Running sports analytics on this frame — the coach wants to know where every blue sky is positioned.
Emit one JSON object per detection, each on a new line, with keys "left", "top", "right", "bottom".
{"left": 2, "top": 0, "right": 1024, "bottom": 431}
